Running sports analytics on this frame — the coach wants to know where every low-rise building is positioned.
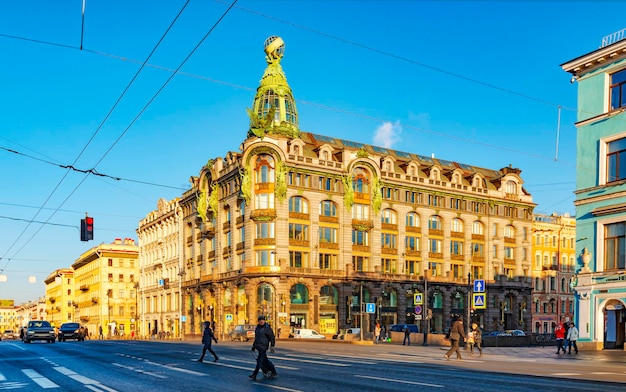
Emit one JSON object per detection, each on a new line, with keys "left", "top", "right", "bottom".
{"left": 43, "top": 268, "right": 75, "bottom": 328}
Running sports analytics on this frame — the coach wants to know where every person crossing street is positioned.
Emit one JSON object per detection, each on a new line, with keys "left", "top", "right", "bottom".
{"left": 249, "top": 315, "right": 277, "bottom": 380}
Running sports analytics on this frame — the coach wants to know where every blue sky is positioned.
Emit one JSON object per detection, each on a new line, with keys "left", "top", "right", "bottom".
{"left": 1, "top": 0, "right": 624, "bottom": 304}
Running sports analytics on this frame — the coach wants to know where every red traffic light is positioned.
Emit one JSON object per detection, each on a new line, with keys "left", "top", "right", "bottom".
{"left": 81, "top": 216, "right": 94, "bottom": 241}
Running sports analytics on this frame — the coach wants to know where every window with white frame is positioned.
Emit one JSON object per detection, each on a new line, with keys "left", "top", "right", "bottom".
{"left": 610, "top": 68, "right": 626, "bottom": 111}
{"left": 604, "top": 221, "right": 626, "bottom": 270}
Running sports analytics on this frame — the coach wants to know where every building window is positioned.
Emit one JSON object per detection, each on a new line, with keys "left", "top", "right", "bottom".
{"left": 319, "top": 227, "right": 337, "bottom": 244}
{"left": 256, "top": 222, "right": 275, "bottom": 239}
{"left": 289, "top": 196, "right": 309, "bottom": 213}
{"left": 471, "top": 243, "right": 484, "bottom": 257}
{"left": 108, "top": 273, "right": 113, "bottom": 282}
{"left": 320, "top": 200, "right": 337, "bottom": 217}
{"left": 451, "top": 241, "right": 463, "bottom": 256}
{"left": 381, "top": 233, "right": 397, "bottom": 249}
{"left": 108, "top": 258, "right": 113, "bottom": 267}
{"left": 255, "top": 154, "right": 275, "bottom": 183}
{"left": 429, "top": 239, "right": 442, "bottom": 253}
{"left": 605, "top": 222, "right": 626, "bottom": 270}
{"left": 381, "top": 209, "right": 397, "bottom": 224}
{"left": 319, "top": 253, "right": 337, "bottom": 270}
{"left": 256, "top": 250, "right": 275, "bottom": 266}
{"left": 406, "top": 212, "right": 420, "bottom": 228}
{"left": 352, "top": 230, "right": 369, "bottom": 246}
{"left": 428, "top": 215, "right": 442, "bottom": 230}
{"left": 118, "top": 274, "right": 124, "bottom": 282}
{"left": 505, "top": 180, "right": 517, "bottom": 194}
{"left": 504, "top": 225, "right": 515, "bottom": 239}
{"left": 289, "top": 251, "right": 308, "bottom": 268}
{"left": 319, "top": 177, "right": 337, "bottom": 191}
{"left": 352, "top": 256, "right": 369, "bottom": 272}
{"left": 405, "top": 236, "right": 420, "bottom": 251}
{"left": 504, "top": 246, "right": 514, "bottom": 259}
{"left": 289, "top": 223, "right": 309, "bottom": 240}
{"left": 610, "top": 68, "right": 626, "bottom": 111}
{"left": 381, "top": 258, "right": 394, "bottom": 273}
{"left": 607, "top": 137, "right": 626, "bottom": 183}
{"left": 255, "top": 192, "right": 275, "bottom": 209}
{"left": 352, "top": 168, "right": 370, "bottom": 194}
{"left": 472, "top": 221, "right": 484, "bottom": 235}
{"left": 451, "top": 218, "right": 464, "bottom": 233}
{"left": 352, "top": 203, "right": 370, "bottom": 220}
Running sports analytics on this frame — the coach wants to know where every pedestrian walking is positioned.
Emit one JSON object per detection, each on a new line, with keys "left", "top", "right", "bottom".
{"left": 470, "top": 323, "right": 483, "bottom": 357}
{"left": 402, "top": 325, "right": 411, "bottom": 345}
{"left": 197, "top": 321, "right": 219, "bottom": 362}
{"left": 555, "top": 322, "right": 566, "bottom": 354}
{"left": 567, "top": 322, "right": 579, "bottom": 354}
{"left": 249, "top": 315, "right": 277, "bottom": 380}
{"left": 444, "top": 317, "right": 466, "bottom": 360}
{"left": 563, "top": 321, "right": 570, "bottom": 350}
{"left": 375, "top": 322, "right": 381, "bottom": 344}
{"left": 99, "top": 325, "right": 104, "bottom": 340}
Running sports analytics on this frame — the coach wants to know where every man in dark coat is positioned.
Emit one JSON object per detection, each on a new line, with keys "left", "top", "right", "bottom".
{"left": 444, "top": 317, "right": 466, "bottom": 360}
{"left": 197, "top": 321, "right": 219, "bottom": 362}
{"left": 249, "top": 315, "right": 277, "bottom": 379}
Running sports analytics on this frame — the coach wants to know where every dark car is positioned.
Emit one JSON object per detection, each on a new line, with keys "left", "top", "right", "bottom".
{"left": 23, "top": 320, "right": 55, "bottom": 343}
{"left": 58, "top": 322, "right": 85, "bottom": 342}
{"left": 228, "top": 324, "right": 256, "bottom": 341}
{"left": 389, "top": 324, "right": 419, "bottom": 333}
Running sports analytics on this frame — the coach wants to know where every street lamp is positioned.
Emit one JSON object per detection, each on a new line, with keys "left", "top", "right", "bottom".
{"left": 422, "top": 269, "right": 428, "bottom": 346}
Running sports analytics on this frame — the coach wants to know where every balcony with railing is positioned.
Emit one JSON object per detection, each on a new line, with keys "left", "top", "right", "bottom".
{"left": 250, "top": 209, "right": 277, "bottom": 221}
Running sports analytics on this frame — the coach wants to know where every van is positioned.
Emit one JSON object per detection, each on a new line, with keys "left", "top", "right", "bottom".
{"left": 293, "top": 328, "right": 326, "bottom": 339}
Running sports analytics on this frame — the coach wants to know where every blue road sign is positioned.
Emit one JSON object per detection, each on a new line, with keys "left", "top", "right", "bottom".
{"left": 366, "top": 303, "right": 376, "bottom": 313}
{"left": 414, "top": 305, "right": 422, "bottom": 314}
{"left": 473, "top": 279, "right": 485, "bottom": 293}
{"left": 473, "top": 293, "right": 486, "bottom": 309}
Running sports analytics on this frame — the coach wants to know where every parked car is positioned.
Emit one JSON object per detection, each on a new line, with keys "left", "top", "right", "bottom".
{"left": 293, "top": 328, "right": 326, "bottom": 339}
{"left": 228, "top": 324, "right": 256, "bottom": 341}
{"left": 2, "top": 330, "right": 16, "bottom": 340}
{"left": 389, "top": 324, "right": 419, "bottom": 333}
{"left": 499, "top": 329, "right": 526, "bottom": 336}
{"left": 333, "top": 328, "right": 361, "bottom": 340}
{"left": 23, "top": 320, "right": 55, "bottom": 343}
{"left": 58, "top": 322, "right": 86, "bottom": 342}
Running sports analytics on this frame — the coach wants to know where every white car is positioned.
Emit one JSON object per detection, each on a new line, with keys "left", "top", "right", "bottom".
{"left": 293, "top": 328, "right": 326, "bottom": 339}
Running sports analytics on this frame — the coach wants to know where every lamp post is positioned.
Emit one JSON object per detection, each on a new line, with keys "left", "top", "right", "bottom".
{"left": 467, "top": 273, "right": 472, "bottom": 338}
{"left": 359, "top": 282, "right": 364, "bottom": 341}
{"left": 422, "top": 269, "right": 429, "bottom": 346}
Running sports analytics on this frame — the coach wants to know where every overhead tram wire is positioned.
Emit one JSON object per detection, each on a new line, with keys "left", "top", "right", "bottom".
{"left": 0, "top": 1, "right": 193, "bottom": 274}
{"left": 0, "top": 0, "right": 239, "bottom": 273}
{"left": 0, "top": 145, "right": 186, "bottom": 191}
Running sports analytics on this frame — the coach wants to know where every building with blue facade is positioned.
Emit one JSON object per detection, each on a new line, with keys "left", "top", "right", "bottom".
{"left": 562, "top": 29, "right": 626, "bottom": 350}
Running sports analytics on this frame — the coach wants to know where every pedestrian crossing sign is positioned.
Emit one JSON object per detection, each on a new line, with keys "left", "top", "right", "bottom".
{"left": 413, "top": 293, "right": 423, "bottom": 305}
{"left": 473, "top": 293, "right": 486, "bottom": 309}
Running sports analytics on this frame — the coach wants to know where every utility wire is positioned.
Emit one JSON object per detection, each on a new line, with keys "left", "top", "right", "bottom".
{"left": 0, "top": 145, "right": 186, "bottom": 190}
{"left": 0, "top": 0, "right": 193, "bottom": 273}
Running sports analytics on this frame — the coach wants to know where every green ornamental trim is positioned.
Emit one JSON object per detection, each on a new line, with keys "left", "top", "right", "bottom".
{"left": 356, "top": 148, "right": 369, "bottom": 158}
{"left": 342, "top": 175, "right": 354, "bottom": 209}
{"left": 197, "top": 177, "right": 208, "bottom": 224}
{"left": 372, "top": 175, "right": 382, "bottom": 215}
{"left": 275, "top": 160, "right": 288, "bottom": 202}
{"left": 208, "top": 183, "right": 219, "bottom": 216}
{"left": 246, "top": 106, "right": 276, "bottom": 139}
{"left": 241, "top": 165, "right": 252, "bottom": 205}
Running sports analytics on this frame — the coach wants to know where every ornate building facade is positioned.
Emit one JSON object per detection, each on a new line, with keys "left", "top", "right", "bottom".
{"left": 531, "top": 213, "right": 576, "bottom": 334}
{"left": 178, "top": 36, "right": 536, "bottom": 340}
{"left": 71, "top": 238, "right": 139, "bottom": 337}
{"left": 136, "top": 198, "right": 183, "bottom": 338}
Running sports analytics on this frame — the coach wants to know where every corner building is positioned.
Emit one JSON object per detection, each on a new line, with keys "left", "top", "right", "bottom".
{"left": 180, "top": 37, "right": 535, "bottom": 339}
{"left": 562, "top": 31, "right": 626, "bottom": 350}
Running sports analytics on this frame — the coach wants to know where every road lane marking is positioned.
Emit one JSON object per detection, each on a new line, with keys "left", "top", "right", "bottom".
{"left": 54, "top": 367, "right": 118, "bottom": 391}
{"left": 219, "top": 358, "right": 300, "bottom": 371}
{"left": 0, "top": 373, "right": 5, "bottom": 381}
{"left": 112, "top": 363, "right": 168, "bottom": 379}
{"left": 22, "top": 369, "right": 59, "bottom": 389}
{"left": 355, "top": 374, "right": 443, "bottom": 388}
{"left": 0, "top": 381, "right": 29, "bottom": 390}
{"left": 273, "top": 356, "right": 351, "bottom": 366}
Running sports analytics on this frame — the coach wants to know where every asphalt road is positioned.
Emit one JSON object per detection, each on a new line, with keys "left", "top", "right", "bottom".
{"left": 0, "top": 338, "right": 624, "bottom": 391}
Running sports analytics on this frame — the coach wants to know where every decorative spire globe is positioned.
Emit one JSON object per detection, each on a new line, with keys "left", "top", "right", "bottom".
{"left": 264, "top": 36, "right": 285, "bottom": 64}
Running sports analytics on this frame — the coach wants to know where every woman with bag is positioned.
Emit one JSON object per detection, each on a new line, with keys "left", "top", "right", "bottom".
{"left": 444, "top": 316, "right": 466, "bottom": 361}
{"left": 470, "top": 323, "right": 483, "bottom": 357}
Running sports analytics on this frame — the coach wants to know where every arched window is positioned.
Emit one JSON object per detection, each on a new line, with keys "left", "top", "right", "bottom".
{"left": 293, "top": 145, "right": 300, "bottom": 155}
{"left": 385, "top": 161, "right": 392, "bottom": 172}
{"left": 381, "top": 209, "right": 397, "bottom": 224}
{"left": 406, "top": 212, "right": 420, "bottom": 227}
{"left": 320, "top": 200, "right": 337, "bottom": 217}
{"left": 255, "top": 154, "right": 275, "bottom": 183}
{"left": 428, "top": 215, "right": 442, "bottom": 230}
{"left": 506, "top": 180, "right": 517, "bottom": 194}
{"left": 289, "top": 196, "right": 309, "bottom": 214}
{"left": 430, "top": 168, "right": 439, "bottom": 180}
{"left": 352, "top": 167, "right": 370, "bottom": 194}
{"left": 256, "top": 283, "right": 274, "bottom": 319}
{"left": 322, "top": 150, "right": 329, "bottom": 161}
{"left": 451, "top": 218, "right": 464, "bottom": 233}
{"left": 382, "top": 289, "right": 397, "bottom": 307}
{"left": 409, "top": 166, "right": 415, "bottom": 176}
{"left": 472, "top": 221, "right": 484, "bottom": 235}
{"left": 320, "top": 285, "right": 338, "bottom": 305}
{"left": 290, "top": 284, "right": 309, "bottom": 304}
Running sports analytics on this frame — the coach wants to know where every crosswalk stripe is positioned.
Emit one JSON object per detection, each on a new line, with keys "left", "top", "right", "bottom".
{"left": 22, "top": 369, "right": 59, "bottom": 389}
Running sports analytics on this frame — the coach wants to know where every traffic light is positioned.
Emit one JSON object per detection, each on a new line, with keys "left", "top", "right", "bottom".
{"left": 80, "top": 216, "right": 94, "bottom": 241}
